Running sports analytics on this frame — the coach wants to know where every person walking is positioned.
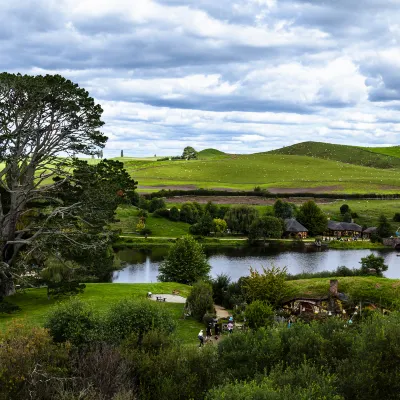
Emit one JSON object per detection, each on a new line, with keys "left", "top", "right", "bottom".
{"left": 227, "top": 321, "right": 233, "bottom": 334}
{"left": 206, "top": 323, "right": 212, "bottom": 342}
{"left": 198, "top": 330, "right": 204, "bottom": 347}
{"left": 214, "top": 321, "right": 220, "bottom": 340}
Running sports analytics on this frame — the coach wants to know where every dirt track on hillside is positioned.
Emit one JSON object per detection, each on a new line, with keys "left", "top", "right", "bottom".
{"left": 165, "top": 196, "right": 337, "bottom": 205}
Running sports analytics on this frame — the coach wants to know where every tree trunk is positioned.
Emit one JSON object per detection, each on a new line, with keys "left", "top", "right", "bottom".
{"left": 0, "top": 271, "right": 15, "bottom": 297}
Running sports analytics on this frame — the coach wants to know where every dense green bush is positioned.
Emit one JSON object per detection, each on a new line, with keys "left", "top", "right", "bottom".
{"left": 245, "top": 300, "right": 274, "bottom": 329}
{"left": 169, "top": 206, "right": 180, "bottom": 221}
{"left": 104, "top": 299, "right": 176, "bottom": 343}
{"left": 187, "top": 281, "right": 214, "bottom": 322}
{"left": 152, "top": 207, "right": 170, "bottom": 218}
{"left": 44, "top": 297, "right": 99, "bottom": 347}
{"left": 393, "top": 212, "right": 400, "bottom": 222}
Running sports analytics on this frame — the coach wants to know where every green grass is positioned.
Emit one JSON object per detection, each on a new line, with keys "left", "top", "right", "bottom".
{"left": 197, "top": 148, "right": 228, "bottom": 159}
{"left": 128, "top": 152, "right": 400, "bottom": 193}
{"left": 268, "top": 141, "right": 400, "bottom": 169}
{"left": 286, "top": 277, "right": 400, "bottom": 308}
{"left": 113, "top": 206, "right": 190, "bottom": 237}
{"left": 364, "top": 146, "right": 400, "bottom": 159}
{"left": 0, "top": 283, "right": 203, "bottom": 344}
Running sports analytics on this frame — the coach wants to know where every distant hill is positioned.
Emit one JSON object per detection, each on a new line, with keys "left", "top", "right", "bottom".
{"left": 197, "top": 148, "right": 227, "bottom": 159}
{"left": 363, "top": 146, "right": 400, "bottom": 159}
{"left": 268, "top": 141, "right": 400, "bottom": 169}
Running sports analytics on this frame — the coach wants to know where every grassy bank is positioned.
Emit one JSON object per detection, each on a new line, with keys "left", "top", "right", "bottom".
{"left": 0, "top": 283, "right": 203, "bottom": 344}
{"left": 286, "top": 276, "right": 400, "bottom": 309}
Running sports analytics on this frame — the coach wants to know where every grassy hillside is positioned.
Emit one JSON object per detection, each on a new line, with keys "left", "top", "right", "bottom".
{"left": 129, "top": 153, "right": 400, "bottom": 193}
{"left": 268, "top": 141, "right": 400, "bottom": 169}
{"left": 364, "top": 146, "right": 400, "bottom": 158}
{"left": 197, "top": 148, "right": 228, "bottom": 159}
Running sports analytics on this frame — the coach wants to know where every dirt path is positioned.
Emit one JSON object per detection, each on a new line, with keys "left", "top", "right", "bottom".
{"left": 215, "top": 305, "right": 229, "bottom": 319}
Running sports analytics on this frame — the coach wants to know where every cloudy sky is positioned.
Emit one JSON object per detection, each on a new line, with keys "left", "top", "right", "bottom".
{"left": 2, "top": 0, "right": 400, "bottom": 156}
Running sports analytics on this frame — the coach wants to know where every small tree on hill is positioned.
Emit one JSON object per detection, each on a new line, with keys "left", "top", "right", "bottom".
{"left": 342, "top": 212, "right": 352, "bottom": 223}
{"left": 224, "top": 206, "right": 259, "bottom": 234}
{"left": 182, "top": 146, "right": 198, "bottom": 160}
{"left": 213, "top": 218, "right": 227, "bottom": 236}
{"left": 393, "top": 213, "right": 400, "bottom": 222}
{"left": 297, "top": 201, "right": 328, "bottom": 237}
{"left": 149, "top": 197, "right": 166, "bottom": 213}
{"left": 273, "top": 199, "right": 296, "bottom": 219}
{"left": 158, "top": 236, "right": 210, "bottom": 284}
{"left": 376, "top": 214, "right": 393, "bottom": 238}
{"left": 169, "top": 206, "right": 180, "bottom": 221}
{"left": 245, "top": 300, "right": 274, "bottom": 329}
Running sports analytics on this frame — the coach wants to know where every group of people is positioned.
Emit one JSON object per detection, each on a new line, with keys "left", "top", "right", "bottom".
{"left": 198, "top": 316, "right": 234, "bottom": 347}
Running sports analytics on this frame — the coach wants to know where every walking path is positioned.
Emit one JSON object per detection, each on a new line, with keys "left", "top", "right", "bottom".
{"left": 148, "top": 294, "right": 186, "bottom": 303}
{"left": 215, "top": 305, "right": 229, "bottom": 319}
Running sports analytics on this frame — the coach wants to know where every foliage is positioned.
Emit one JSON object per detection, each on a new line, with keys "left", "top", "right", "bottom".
{"left": 205, "top": 201, "right": 220, "bottom": 218}
{"left": 244, "top": 266, "right": 288, "bottom": 306}
{"left": 152, "top": 208, "right": 170, "bottom": 218}
{"left": 138, "top": 209, "right": 149, "bottom": 218}
{"left": 297, "top": 200, "right": 328, "bottom": 236}
{"left": 0, "top": 74, "right": 117, "bottom": 295}
{"left": 376, "top": 214, "right": 393, "bottom": 238}
{"left": 140, "top": 227, "right": 152, "bottom": 236}
{"left": 187, "top": 281, "right": 214, "bottom": 322}
{"left": 0, "top": 298, "right": 20, "bottom": 314}
{"left": 224, "top": 205, "right": 259, "bottom": 234}
{"left": 273, "top": 199, "right": 296, "bottom": 219}
{"left": 104, "top": 298, "right": 176, "bottom": 343}
{"left": 249, "top": 216, "right": 283, "bottom": 241}
{"left": 360, "top": 254, "right": 388, "bottom": 276}
{"left": 0, "top": 322, "right": 70, "bottom": 400}
{"left": 212, "top": 274, "right": 231, "bottom": 306}
{"left": 245, "top": 300, "right": 274, "bottom": 329}
{"left": 393, "top": 212, "right": 400, "bottom": 222}
{"left": 340, "top": 204, "right": 350, "bottom": 215}
{"left": 182, "top": 146, "right": 198, "bottom": 160}
{"left": 44, "top": 297, "right": 99, "bottom": 347}
{"left": 169, "top": 206, "right": 180, "bottom": 221}
{"left": 342, "top": 212, "right": 352, "bottom": 223}
{"left": 139, "top": 196, "right": 150, "bottom": 210}
{"left": 149, "top": 197, "right": 166, "bottom": 212}
{"left": 212, "top": 218, "right": 228, "bottom": 235}
{"left": 189, "top": 213, "right": 214, "bottom": 235}
{"left": 158, "top": 236, "right": 211, "bottom": 284}
{"left": 180, "top": 201, "right": 203, "bottom": 224}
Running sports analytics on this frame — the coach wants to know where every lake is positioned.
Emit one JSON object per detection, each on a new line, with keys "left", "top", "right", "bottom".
{"left": 113, "top": 246, "right": 400, "bottom": 283}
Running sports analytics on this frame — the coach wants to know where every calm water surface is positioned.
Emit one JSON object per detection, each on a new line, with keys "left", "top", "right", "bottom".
{"left": 113, "top": 246, "right": 400, "bottom": 283}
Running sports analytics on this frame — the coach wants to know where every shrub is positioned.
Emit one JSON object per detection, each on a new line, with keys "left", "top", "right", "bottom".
{"left": 138, "top": 196, "right": 150, "bottom": 210}
{"left": 393, "top": 212, "right": 400, "bottom": 222}
{"left": 245, "top": 300, "right": 274, "bottom": 329}
{"left": 359, "top": 254, "right": 388, "bottom": 276}
{"left": 149, "top": 197, "right": 166, "bottom": 213}
{"left": 0, "top": 322, "right": 70, "bottom": 399}
{"left": 153, "top": 208, "right": 170, "bottom": 218}
{"left": 45, "top": 297, "right": 99, "bottom": 347}
{"left": 140, "top": 227, "right": 152, "bottom": 236}
{"left": 187, "top": 281, "right": 214, "bottom": 322}
{"left": 340, "top": 204, "right": 350, "bottom": 214}
{"left": 169, "top": 206, "right": 180, "bottom": 221}
{"left": 137, "top": 209, "right": 148, "bottom": 218}
{"left": 212, "top": 274, "right": 231, "bottom": 306}
{"left": 104, "top": 299, "right": 176, "bottom": 343}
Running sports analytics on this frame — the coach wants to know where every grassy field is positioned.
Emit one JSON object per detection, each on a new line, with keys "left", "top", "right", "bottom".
{"left": 364, "top": 146, "right": 400, "bottom": 158}
{"left": 0, "top": 283, "right": 203, "bottom": 344}
{"left": 268, "top": 141, "right": 400, "bottom": 169}
{"left": 126, "top": 153, "right": 400, "bottom": 193}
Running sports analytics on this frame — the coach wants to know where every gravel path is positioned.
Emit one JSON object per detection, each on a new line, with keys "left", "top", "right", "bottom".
{"left": 148, "top": 294, "right": 187, "bottom": 303}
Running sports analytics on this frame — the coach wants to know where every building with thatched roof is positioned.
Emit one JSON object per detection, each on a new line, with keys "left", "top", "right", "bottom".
{"left": 363, "top": 227, "right": 377, "bottom": 239}
{"left": 326, "top": 220, "right": 362, "bottom": 237}
{"left": 284, "top": 218, "right": 308, "bottom": 238}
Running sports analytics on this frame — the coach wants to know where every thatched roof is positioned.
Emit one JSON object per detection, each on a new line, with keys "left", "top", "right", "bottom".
{"left": 284, "top": 218, "right": 308, "bottom": 233}
{"left": 327, "top": 220, "right": 362, "bottom": 232}
{"left": 363, "top": 227, "right": 377, "bottom": 234}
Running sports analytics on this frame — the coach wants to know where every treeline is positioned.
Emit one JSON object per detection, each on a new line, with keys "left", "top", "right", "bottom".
{"left": 144, "top": 188, "right": 400, "bottom": 200}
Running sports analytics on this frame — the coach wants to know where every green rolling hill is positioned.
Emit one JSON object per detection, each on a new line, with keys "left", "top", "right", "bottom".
{"left": 363, "top": 146, "right": 400, "bottom": 158}
{"left": 267, "top": 141, "right": 400, "bottom": 169}
{"left": 197, "top": 148, "right": 228, "bottom": 159}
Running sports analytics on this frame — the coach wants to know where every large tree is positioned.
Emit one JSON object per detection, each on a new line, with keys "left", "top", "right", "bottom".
{"left": 296, "top": 200, "right": 328, "bottom": 237}
{"left": 224, "top": 205, "right": 259, "bottom": 234}
{"left": 158, "top": 235, "right": 210, "bottom": 284}
{"left": 249, "top": 216, "right": 283, "bottom": 242}
{"left": 0, "top": 73, "right": 112, "bottom": 296}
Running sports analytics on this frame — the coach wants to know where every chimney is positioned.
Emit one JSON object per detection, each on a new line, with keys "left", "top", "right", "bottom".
{"left": 330, "top": 279, "right": 338, "bottom": 297}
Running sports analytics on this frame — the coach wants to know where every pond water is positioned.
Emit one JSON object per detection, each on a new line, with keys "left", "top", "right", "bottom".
{"left": 112, "top": 246, "right": 400, "bottom": 283}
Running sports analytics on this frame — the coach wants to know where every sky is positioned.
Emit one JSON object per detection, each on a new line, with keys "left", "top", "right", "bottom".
{"left": 2, "top": 0, "right": 400, "bottom": 157}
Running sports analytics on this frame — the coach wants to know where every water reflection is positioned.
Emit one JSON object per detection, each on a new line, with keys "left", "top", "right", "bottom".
{"left": 112, "top": 246, "right": 400, "bottom": 283}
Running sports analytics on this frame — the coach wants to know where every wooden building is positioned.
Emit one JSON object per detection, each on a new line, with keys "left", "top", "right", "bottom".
{"left": 326, "top": 220, "right": 362, "bottom": 237}
{"left": 284, "top": 218, "right": 308, "bottom": 239}
{"left": 363, "top": 227, "right": 377, "bottom": 239}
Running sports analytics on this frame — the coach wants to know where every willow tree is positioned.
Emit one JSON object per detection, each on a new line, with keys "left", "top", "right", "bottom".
{"left": 0, "top": 73, "right": 107, "bottom": 296}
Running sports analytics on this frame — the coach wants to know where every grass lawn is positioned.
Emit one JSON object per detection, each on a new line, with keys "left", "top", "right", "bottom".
{"left": 364, "top": 146, "right": 400, "bottom": 159}
{"left": 113, "top": 205, "right": 190, "bottom": 237}
{"left": 0, "top": 283, "right": 203, "bottom": 344}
